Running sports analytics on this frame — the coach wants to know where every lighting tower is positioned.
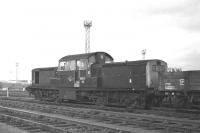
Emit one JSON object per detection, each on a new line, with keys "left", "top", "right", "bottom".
{"left": 16, "top": 62, "right": 18, "bottom": 82}
{"left": 84, "top": 20, "right": 92, "bottom": 53}
{"left": 141, "top": 49, "right": 146, "bottom": 60}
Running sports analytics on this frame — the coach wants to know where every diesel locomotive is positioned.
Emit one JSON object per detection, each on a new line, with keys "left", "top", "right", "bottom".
{"left": 26, "top": 52, "right": 168, "bottom": 107}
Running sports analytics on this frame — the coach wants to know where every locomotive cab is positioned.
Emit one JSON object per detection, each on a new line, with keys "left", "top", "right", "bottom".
{"left": 57, "top": 52, "right": 113, "bottom": 88}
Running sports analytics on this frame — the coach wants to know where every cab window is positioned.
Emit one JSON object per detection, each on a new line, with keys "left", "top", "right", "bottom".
{"left": 77, "top": 59, "right": 88, "bottom": 70}
{"left": 58, "top": 61, "right": 70, "bottom": 71}
{"left": 89, "top": 56, "right": 96, "bottom": 66}
{"left": 152, "top": 65, "right": 165, "bottom": 72}
{"left": 70, "top": 60, "right": 76, "bottom": 70}
{"left": 105, "top": 56, "right": 113, "bottom": 63}
{"left": 59, "top": 61, "right": 66, "bottom": 71}
{"left": 65, "top": 61, "right": 70, "bottom": 71}
{"left": 58, "top": 60, "right": 76, "bottom": 71}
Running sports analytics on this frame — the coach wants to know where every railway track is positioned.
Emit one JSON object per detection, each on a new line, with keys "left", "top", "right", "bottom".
{"left": 2, "top": 96, "right": 200, "bottom": 120}
{"left": 0, "top": 98, "right": 199, "bottom": 133}
{"left": 0, "top": 106, "right": 126, "bottom": 133}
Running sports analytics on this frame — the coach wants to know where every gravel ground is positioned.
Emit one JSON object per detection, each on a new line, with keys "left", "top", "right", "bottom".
{"left": 0, "top": 122, "right": 28, "bottom": 133}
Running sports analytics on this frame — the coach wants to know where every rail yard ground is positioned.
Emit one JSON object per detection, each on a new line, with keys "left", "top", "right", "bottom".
{"left": 0, "top": 122, "right": 28, "bottom": 133}
{"left": 0, "top": 96, "right": 199, "bottom": 133}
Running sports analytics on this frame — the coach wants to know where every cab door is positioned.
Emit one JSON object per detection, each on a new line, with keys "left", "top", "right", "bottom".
{"left": 73, "top": 60, "right": 79, "bottom": 87}
{"left": 74, "top": 71, "right": 80, "bottom": 87}
{"left": 74, "top": 59, "right": 88, "bottom": 87}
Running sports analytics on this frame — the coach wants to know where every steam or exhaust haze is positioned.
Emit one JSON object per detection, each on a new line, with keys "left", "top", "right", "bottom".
{"left": 0, "top": 0, "right": 200, "bottom": 80}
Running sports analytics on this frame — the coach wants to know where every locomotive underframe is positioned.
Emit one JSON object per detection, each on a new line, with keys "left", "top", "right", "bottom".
{"left": 27, "top": 86, "right": 153, "bottom": 108}
{"left": 27, "top": 86, "right": 200, "bottom": 109}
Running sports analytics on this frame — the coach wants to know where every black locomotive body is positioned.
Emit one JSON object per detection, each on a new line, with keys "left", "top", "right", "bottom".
{"left": 26, "top": 52, "right": 167, "bottom": 107}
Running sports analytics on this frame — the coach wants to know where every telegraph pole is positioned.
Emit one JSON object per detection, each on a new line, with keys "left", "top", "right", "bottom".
{"left": 84, "top": 20, "right": 92, "bottom": 53}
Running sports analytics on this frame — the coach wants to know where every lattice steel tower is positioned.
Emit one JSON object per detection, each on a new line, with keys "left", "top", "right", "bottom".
{"left": 84, "top": 20, "right": 92, "bottom": 53}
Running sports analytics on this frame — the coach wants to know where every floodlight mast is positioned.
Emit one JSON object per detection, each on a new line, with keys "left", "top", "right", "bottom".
{"left": 84, "top": 20, "right": 92, "bottom": 53}
{"left": 141, "top": 49, "right": 146, "bottom": 60}
{"left": 16, "top": 62, "right": 18, "bottom": 82}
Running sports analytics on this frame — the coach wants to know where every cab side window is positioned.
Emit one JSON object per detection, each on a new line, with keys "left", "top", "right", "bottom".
{"left": 70, "top": 60, "right": 76, "bottom": 70}
{"left": 77, "top": 59, "right": 88, "bottom": 70}
{"left": 152, "top": 65, "right": 165, "bottom": 72}
{"left": 65, "top": 61, "right": 70, "bottom": 71}
{"left": 89, "top": 56, "right": 96, "bottom": 66}
{"left": 97, "top": 54, "right": 105, "bottom": 64}
{"left": 105, "top": 56, "right": 113, "bottom": 63}
{"left": 59, "top": 61, "right": 66, "bottom": 71}
{"left": 58, "top": 61, "right": 71, "bottom": 71}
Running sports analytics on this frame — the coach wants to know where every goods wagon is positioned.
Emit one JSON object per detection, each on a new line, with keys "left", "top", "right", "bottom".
{"left": 184, "top": 71, "right": 200, "bottom": 105}
{"left": 159, "top": 71, "right": 200, "bottom": 107}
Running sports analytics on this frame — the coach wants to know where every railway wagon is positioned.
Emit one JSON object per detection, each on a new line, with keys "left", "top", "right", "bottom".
{"left": 185, "top": 71, "right": 200, "bottom": 105}
{"left": 26, "top": 52, "right": 167, "bottom": 107}
{"left": 159, "top": 71, "right": 200, "bottom": 107}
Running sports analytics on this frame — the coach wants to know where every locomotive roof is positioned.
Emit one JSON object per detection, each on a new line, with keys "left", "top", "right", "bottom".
{"left": 59, "top": 52, "right": 113, "bottom": 62}
{"left": 32, "top": 67, "right": 57, "bottom": 71}
{"left": 130, "top": 59, "right": 167, "bottom": 64}
{"left": 103, "top": 59, "right": 167, "bottom": 66}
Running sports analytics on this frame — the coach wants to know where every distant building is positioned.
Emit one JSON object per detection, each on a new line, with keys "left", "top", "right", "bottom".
{"left": 9, "top": 80, "right": 29, "bottom": 84}
{"left": 0, "top": 80, "right": 30, "bottom": 91}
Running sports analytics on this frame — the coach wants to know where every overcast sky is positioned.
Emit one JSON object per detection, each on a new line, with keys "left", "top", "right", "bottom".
{"left": 0, "top": 0, "right": 200, "bottom": 80}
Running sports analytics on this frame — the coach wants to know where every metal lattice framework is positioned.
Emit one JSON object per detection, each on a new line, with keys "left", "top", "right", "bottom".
{"left": 84, "top": 20, "right": 92, "bottom": 53}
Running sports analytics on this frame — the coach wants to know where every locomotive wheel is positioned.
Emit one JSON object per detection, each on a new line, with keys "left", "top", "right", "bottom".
{"left": 126, "top": 92, "right": 148, "bottom": 109}
{"left": 173, "top": 94, "right": 188, "bottom": 108}
{"left": 34, "top": 89, "right": 42, "bottom": 100}
{"left": 96, "top": 96, "right": 107, "bottom": 106}
{"left": 153, "top": 93, "right": 165, "bottom": 107}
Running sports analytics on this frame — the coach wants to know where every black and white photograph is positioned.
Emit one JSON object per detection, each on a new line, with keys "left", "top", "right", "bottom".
{"left": 0, "top": 0, "right": 200, "bottom": 132}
